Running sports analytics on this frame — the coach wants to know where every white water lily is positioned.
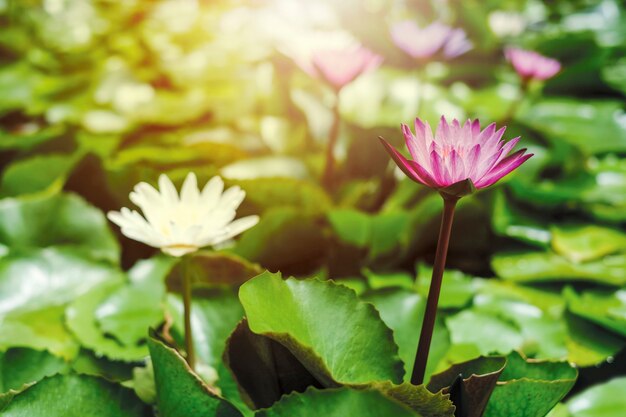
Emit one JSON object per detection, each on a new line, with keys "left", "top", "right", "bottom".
{"left": 108, "top": 173, "right": 259, "bottom": 257}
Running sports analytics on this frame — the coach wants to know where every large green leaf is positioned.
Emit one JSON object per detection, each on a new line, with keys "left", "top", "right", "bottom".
{"left": 233, "top": 208, "right": 328, "bottom": 274}
{"left": 148, "top": 333, "right": 243, "bottom": 417}
{"left": 327, "top": 209, "right": 410, "bottom": 260}
{"left": 0, "top": 374, "right": 149, "bottom": 417}
{"left": 0, "top": 192, "right": 119, "bottom": 263}
{"left": 96, "top": 256, "right": 175, "bottom": 347}
{"left": 166, "top": 251, "right": 262, "bottom": 290}
{"left": 0, "top": 154, "right": 78, "bottom": 198}
{"left": 564, "top": 312, "right": 626, "bottom": 367}
{"left": 519, "top": 99, "right": 626, "bottom": 154}
{"left": 66, "top": 281, "right": 147, "bottom": 362}
{"left": 565, "top": 287, "right": 626, "bottom": 337}
{"left": 551, "top": 225, "right": 626, "bottom": 263}
{"left": 0, "top": 248, "right": 123, "bottom": 315}
{"left": 0, "top": 348, "right": 70, "bottom": 393}
{"left": 361, "top": 287, "right": 452, "bottom": 382}
{"left": 0, "top": 248, "right": 122, "bottom": 358}
{"left": 492, "top": 251, "right": 626, "bottom": 286}
{"left": 548, "top": 377, "right": 626, "bottom": 417}
{"left": 415, "top": 265, "right": 476, "bottom": 310}
{"left": 231, "top": 178, "right": 331, "bottom": 215}
{"left": 167, "top": 287, "right": 244, "bottom": 367}
{"left": 0, "top": 306, "right": 79, "bottom": 360}
{"left": 484, "top": 352, "right": 577, "bottom": 417}
{"left": 362, "top": 288, "right": 424, "bottom": 380}
{"left": 239, "top": 271, "right": 404, "bottom": 385}
{"left": 0, "top": 348, "right": 70, "bottom": 410}
{"left": 255, "top": 387, "right": 422, "bottom": 417}
{"left": 446, "top": 310, "right": 524, "bottom": 356}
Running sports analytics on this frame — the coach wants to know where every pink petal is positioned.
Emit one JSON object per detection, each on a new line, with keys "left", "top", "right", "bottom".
{"left": 474, "top": 150, "right": 532, "bottom": 188}
{"left": 435, "top": 116, "right": 451, "bottom": 146}
{"left": 449, "top": 149, "right": 465, "bottom": 182}
{"left": 430, "top": 150, "right": 449, "bottom": 186}
{"left": 379, "top": 137, "right": 432, "bottom": 187}
{"left": 465, "top": 144, "right": 481, "bottom": 180}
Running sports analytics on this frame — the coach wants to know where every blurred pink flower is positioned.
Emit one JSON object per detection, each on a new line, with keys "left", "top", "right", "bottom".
{"left": 390, "top": 21, "right": 472, "bottom": 60}
{"left": 300, "top": 46, "right": 383, "bottom": 90}
{"left": 380, "top": 117, "right": 532, "bottom": 194}
{"left": 505, "top": 47, "right": 561, "bottom": 81}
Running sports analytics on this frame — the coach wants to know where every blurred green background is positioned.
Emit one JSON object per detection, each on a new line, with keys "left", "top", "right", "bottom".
{"left": 1, "top": 0, "right": 626, "bottom": 415}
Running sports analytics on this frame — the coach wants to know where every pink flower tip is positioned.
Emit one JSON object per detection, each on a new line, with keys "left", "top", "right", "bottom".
{"left": 305, "top": 46, "right": 383, "bottom": 90}
{"left": 505, "top": 47, "right": 561, "bottom": 81}
{"left": 390, "top": 20, "right": 473, "bottom": 60}
{"left": 380, "top": 117, "right": 533, "bottom": 197}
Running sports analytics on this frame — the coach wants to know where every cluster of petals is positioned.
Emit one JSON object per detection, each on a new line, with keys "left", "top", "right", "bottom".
{"left": 380, "top": 117, "right": 532, "bottom": 191}
{"left": 108, "top": 173, "right": 259, "bottom": 257}
{"left": 390, "top": 21, "right": 473, "bottom": 60}
{"left": 300, "top": 45, "right": 383, "bottom": 90}
{"left": 505, "top": 47, "right": 561, "bottom": 81}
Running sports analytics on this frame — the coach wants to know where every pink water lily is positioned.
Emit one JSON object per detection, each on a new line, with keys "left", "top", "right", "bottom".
{"left": 300, "top": 46, "right": 383, "bottom": 90}
{"left": 505, "top": 47, "right": 561, "bottom": 81}
{"left": 380, "top": 117, "right": 532, "bottom": 195}
{"left": 390, "top": 21, "right": 472, "bottom": 60}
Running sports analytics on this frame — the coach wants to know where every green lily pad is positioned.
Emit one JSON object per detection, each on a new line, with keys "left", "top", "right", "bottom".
{"left": 551, "top": 225, "right": 626, "bottom": 263}
{"left": 233, "top": 208, "right": 328, "bottom": 274}
{"left": 0, "top": 247, "right": 122, "bottom": 359}
{"left": 519, "top": 99, "right": 626, "bottom": 155}
{"left": 550, "top": 377, "right": 626, "bottom": 417}
{"left": 96, "top": 257, "right": 175, "bottom": 347}
{"left": 416, "top": 264, "right": 476, "bottom": 309}
{"left": 446, "top": 310, "right": 524, "bottom": 356}
{"left": 166, "top": 287, "right": 244, "bottom": 367}
{"left": 0, "top": 348, "right": 70, "bottom": 393}
{"left": 327, "top": 209, "right": 372, "bottom": 248}
{"left": 0, "top": 154, "right": 79, "bottom": 198}
{"left": 230, "top": 178, "right": 331, "bottom": 215}
{"left": 0, "top": 374, "right": 149, "bottom": 417}
{"left": 0, "top": 192, "right": 119, "bottom": 263}
{"left": 484, "top": 352, "right": 577, "bottom": 417}
{"left": 492, "top": 251, "right": 626, "bottom": 286}
{"left": 0, "top": 348, "right": 71, "bottom": 410}
{"left": 66, "top": 281, "right": 148, "bottom": 362}
{"left": 565, "top": 287, "right": 626, "bottom": 337}
{"left": 0, "top": 304, "right": 79, "bottom": 360}
{"left": 491, "top": 190, "right": 551, "bottom": 248}
{"left": 361, "top": 288, "right": 424, "bottom": 380}
{"left": 148, "top": 333, "right": 243, "bottom": 417}
{"left": 167, "top": 251, "right": 262, "bottom": 291}
{"left": 239, "top": 271, "right": 404, "bottom": 385}
{"left": 564, "top": 312, "right": 626, "bottom": 367}
{"left": 255, "top": 387, "right": 422, "bottom": 417}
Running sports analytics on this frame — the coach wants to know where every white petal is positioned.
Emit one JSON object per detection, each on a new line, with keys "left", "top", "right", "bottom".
{"left": 201, "top": 176, "right": 224, "bottom": 210}
{"left": 218, "top": 186, "right": 245, "bottom": 210}
{"left": 180, "top": 172, "right": 199, "bottom": 205}
{"left": 158, "top": 174, "right": 179, "bottom": 207}
{"left": 211, "top": 215, "right": 259, "bottom": 245}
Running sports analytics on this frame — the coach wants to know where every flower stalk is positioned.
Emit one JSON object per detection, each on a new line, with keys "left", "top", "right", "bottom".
{"left": 181, "top": 255, "right": 196, "bottom": 370}
{"left": 411, "top": 195, "right": 458, "bottom": 385}
{"left": 323, "top": 95, "right": 341, "bottom": 188}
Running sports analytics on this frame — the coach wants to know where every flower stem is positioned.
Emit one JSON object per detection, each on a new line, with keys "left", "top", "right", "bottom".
{"left": 322, "top": 94, "right": 341, "bottom": 188}
{"left": 181, "top": 256, "right": 195, "bottom": 370}
{"left": 411, "top": 196, "right": 458, "bottom": 385}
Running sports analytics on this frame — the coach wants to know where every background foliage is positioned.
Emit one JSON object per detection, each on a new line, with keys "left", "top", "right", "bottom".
{"left": 0, "top": 0, "right": 625, "bottom": 415}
